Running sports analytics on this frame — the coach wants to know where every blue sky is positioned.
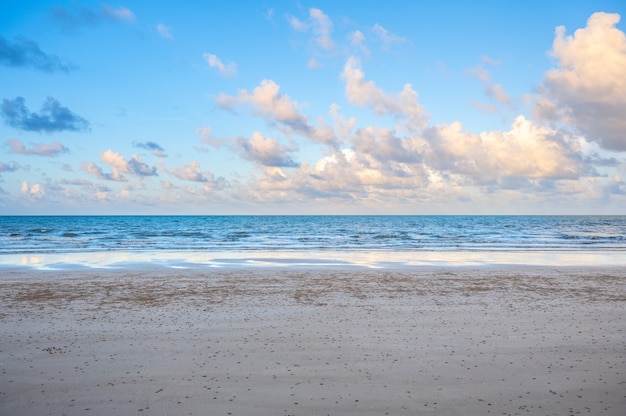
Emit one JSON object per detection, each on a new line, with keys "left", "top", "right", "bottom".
{"left": 1, "top": 0, "right": 625, "bottom": 214}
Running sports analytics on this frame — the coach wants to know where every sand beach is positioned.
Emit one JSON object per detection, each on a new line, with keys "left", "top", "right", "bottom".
{"left": 1, "top": 266, "right": 625, "bottom": 415}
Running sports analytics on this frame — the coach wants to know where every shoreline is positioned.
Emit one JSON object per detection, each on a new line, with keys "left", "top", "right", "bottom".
{"left": 1, "top": 266, "right": 625, "bottom": 415}
{"left": 3, "top": 248, "right": 626, "bottom": 271}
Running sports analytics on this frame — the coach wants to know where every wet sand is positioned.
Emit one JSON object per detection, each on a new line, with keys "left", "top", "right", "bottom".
{"left": 1, "top": 266, "right": 625, "bottom": 415}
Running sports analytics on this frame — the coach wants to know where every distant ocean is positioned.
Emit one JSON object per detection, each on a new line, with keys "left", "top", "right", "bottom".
{"left": 1, "top": 216, "right": 625, "bottom": 269}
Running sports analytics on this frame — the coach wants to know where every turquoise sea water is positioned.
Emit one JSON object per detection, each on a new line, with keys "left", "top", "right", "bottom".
{"left": 1, "top": 216, "right": 625, "bottom": 269}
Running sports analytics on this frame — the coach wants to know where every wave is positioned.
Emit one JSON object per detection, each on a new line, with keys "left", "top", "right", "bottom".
{"left": 1, "top": 215, "right": 625, "bottom": 255}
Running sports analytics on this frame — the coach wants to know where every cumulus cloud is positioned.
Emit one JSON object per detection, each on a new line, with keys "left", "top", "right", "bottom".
{"left": 156, "top": 24, "right": 173, "bottom": 39}
{"left": 167, "top": 161, "right": 212, "bottom": 182}
{"left": 6, "top": 139, "right": 68, "bottom": 157}
{"left": 536, "top": 12, "right": 626, "bottom": 151}
{"left": 217, "top": 79, "right": 303, "bottom": 121}
{"left": 1, "top": 97, "right": 89, "bottom": 133}
{"left": 196, "top": 128, "right": 298, "bottom": 167}
{"left": 203, "top": 53, "right": 237, "bottom": 77}
{"left": 81, "top": 161, "right": 126, "bottom": 182}
{"left": 101, "top": 149, "right": 157, "bottom": 177}
{"left": 100, "top": 149, "right": 128, "bottom": 173}
{"left": 165, "top": 161, "right": 230, "bottom": 191}
{"left": 235, "top": 106, "right": 603, "bottom": 208}
{"left": 128, "top": 156, "right": 158, "bottom": 176}
{"left": 82, "top": 150, "right": 157, "bottom": 181}
{"left": 236, "top": 132, "right": 298, "bottom": 167}
{"left": 133, "top": 141, "right": 167, "bottom": 157}
{"left": 216, "top": 79, "right": 337, "bottom": 144}
{"left": 0, "top": 36, "right": 74, "bottom": 73}
{"left": 350, "top": 126, "right": 421, "bottom": 164}
{"left": 342, "top": 57, "right": 429, "bottom": 131}
{"left": 247, "top": 143, "right": 429, "bottom": 205}
{"left": 423, "top": 115, "right": 589, "bottom": 184}
{"left": 20, "top": 181, "right": 45, "bottom": 199}
{"left": 50, "top": 4, "right": 135, "bottom": 32}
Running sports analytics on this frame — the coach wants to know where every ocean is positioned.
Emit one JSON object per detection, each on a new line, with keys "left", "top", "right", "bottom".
{"left": 1, "top": 215, "right": 625, "bottom": 269}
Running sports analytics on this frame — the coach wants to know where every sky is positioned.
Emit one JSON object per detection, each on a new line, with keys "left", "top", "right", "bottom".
{"left": 1, "top": 0, "right": 625, "bottom": 215}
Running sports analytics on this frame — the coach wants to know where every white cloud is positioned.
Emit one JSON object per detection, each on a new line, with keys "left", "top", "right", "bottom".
{"left": 247, "top": 143, "right": 430, "bottom": 206}
{"left": 203, "top": 53, "right": 237, "bottom": 77}
{"left": 82, "top": 150, "right": 156, "bottom": 182}
{"left": 127, "top": 155, "right": 158, "bottom": 176}
{"left": 485, "top": 83, "right": 513, "bottom": 106}
{"left": 102, "top": 5, "right": 135, "bottom": 23}
{"left": 342, "top": 57, "right": 429, "bottom": 131}
{"left": 537, "top": 12, "right": 626, "bottom": 151}
{"left": 196, "top": 125, "right": 225, "bottom": 148}
{"left": 329, "top": 104, "right": 356, "bottom": 141}
{"left": 216, "top": 79, "right": 337, "bottom": 144}
{"left": 165, "top": 162, "right": 230, "bottom": 194}
{"left": 424, "top": 115, "right": 588, "bottom": 183}
{"left": 217, "top": 79, "right": 304, "bottom": 123}
{"left": 467, "top": 64, "right": 513, "bottom": 107}
{"left": 6, "top": 139, "right": 68, "bottom": 157}
{"left": 348, "top": 30, "right": 369, "bottom": 56}
{"left": 231, "top": 108, "right": 604, "bottom": 210}
{"left": 157, "top": 23, "right": 173, "bottom": 40}
{"left": 101, "top": 149, "right": 129, "bottom": 174}
{"left": 82, "top": 161, "right": 126, "bottom": 182}
{"left": 286, "top": 8, "right": 335, "bottom": 67}
{"left": 20, "top": 181, "right": 45, "bottom": 199}
{"left": 350, "top": 126, "right": 421, "bottom": 164}
{"left": 372, "top": 24, "right": 407, "bottom": 50}
{"left": 309, "top": 8, "right": 334, "bottom": 50}
{"left": 168, "top": 161, "right": 212, "bottom": 182}
{"left": 287, "top": 15, "right": 307, "bottom": 31}
{"left": 161, "top": 180, "right": 177, "bottom": 189}
{"left": 237, "top": 132, "right": 298, "bottom": 167}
